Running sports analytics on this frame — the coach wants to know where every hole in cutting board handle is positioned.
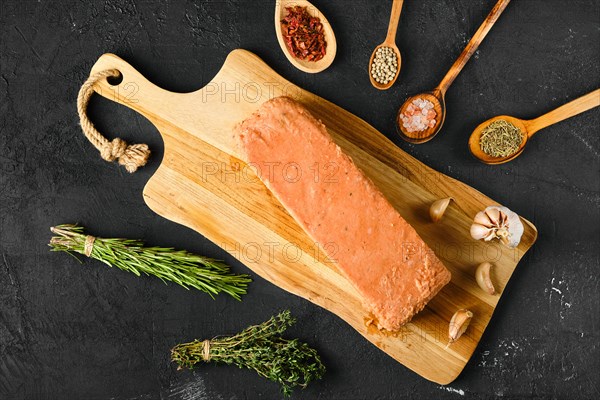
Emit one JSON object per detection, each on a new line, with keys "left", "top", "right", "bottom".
{"left": 106, "top": 71, "right": 123, "bottom": 86}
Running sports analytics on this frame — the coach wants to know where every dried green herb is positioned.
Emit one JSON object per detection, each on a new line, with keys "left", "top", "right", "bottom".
{"left": 479, "top": 119, "right": 523, "bottom": 157}
{"left": 171, "top": 310, "right": 325, "bottom": 397}
{"left": 49, "top": 224, "right": 251, "bottom": 300}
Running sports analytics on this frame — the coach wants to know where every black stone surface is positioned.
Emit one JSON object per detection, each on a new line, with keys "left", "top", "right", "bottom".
{"left": 1, "top": 0, "right": 599, "bottom": 399}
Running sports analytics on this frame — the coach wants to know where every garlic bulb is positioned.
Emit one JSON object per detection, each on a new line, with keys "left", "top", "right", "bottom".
{"left": 470, "top": 206, "right": 524, "bottom": 248}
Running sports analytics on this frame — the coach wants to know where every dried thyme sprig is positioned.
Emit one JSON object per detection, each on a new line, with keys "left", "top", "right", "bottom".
{"left": 479, "top": 119, "right": 523, "bottom": 157}
{"left": 171, "top": 310, "right": 326, "bottom": 397}
{"left": 49, "top": 224, "right": 251, "bottom": 300}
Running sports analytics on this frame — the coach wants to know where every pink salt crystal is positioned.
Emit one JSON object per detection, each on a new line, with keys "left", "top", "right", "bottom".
{"left": 401, "top": 97, "right": 438, "bottom": 133}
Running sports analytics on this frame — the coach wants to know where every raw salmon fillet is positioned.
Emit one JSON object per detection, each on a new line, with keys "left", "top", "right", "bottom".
{"left": 235, "top": 97, "right": 451, "bottom": 331}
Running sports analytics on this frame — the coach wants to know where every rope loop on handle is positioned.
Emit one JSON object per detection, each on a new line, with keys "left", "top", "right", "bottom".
{"left": 77, "top": 69, "right": 150, "bottom": 173}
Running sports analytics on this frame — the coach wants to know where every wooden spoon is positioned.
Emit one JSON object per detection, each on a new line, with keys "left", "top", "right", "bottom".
{"left": 396, "top": 0, "right": 511, "bottom": 143}
{"left": 275, "top": 0, "right": 337, "bottom": 74}
{"left": 469, "top": 88, "right": 600, "bottom": 164}
{"left": 369, "top": 0, "right": 404, "bottom": 90}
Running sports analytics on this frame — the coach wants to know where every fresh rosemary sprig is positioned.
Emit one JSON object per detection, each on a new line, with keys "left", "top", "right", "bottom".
{"left": 49, "top": 224, "right": 251, "bottom": 300}
{"left": 171, "top": 310, "right": 326, "bottom": 397}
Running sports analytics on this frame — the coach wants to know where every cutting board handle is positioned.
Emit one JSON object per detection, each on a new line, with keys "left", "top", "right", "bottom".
{"left": 86, "top": 52, "right": 246, "bottom": 157}
{"left": 88, "top": 53, "right": 181, "bottom": 126}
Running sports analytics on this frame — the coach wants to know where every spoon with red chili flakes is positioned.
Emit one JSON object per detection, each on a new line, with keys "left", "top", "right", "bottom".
{"left": 275, "top": 0, "right": 337, "bottom": 73}
{"left": 281, "top": 6, "right": 326, "bottom": 62}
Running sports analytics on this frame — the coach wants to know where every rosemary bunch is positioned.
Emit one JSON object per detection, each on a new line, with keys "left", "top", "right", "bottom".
{"left": 171, "top": 310, "right": 325, "bottom": 397}
{"left": 49, "top": 224, "right": 251, "bottom": 300}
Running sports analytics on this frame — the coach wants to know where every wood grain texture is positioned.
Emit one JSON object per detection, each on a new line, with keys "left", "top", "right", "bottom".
{"left": 88, "top": 49, "right": 537, "bottom": 384}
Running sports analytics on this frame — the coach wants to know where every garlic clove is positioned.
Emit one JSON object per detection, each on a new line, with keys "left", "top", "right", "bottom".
{"left": 448, "top": 309, "right": 473, "bottom": 343}
{"left": 501, "top": 210, "right": 509, "bottom": 227}
{"left": 473, "top": 211, "right": 493, "bottom": 227}
{"left": 500, "top": 206, "right": 524, "bottom": 248}
{"left": 475, "top": 262, "right": 496, "bottom": 295}
{"left": 429, "top": 197, "right": 453, "bottom": 223}
{"left": 484, "top": 230, "right": 497, "bottom": 241}
{"left": 470, "top": 223, "right": 492, "bottom": 240}
{"left": 485, "top": 207, "right": 501, "bottom": 226}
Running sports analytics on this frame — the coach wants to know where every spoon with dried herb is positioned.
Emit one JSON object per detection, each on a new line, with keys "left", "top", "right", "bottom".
{"left": 469, "top": 88, "right": 600, "bottom": 164}
{"left": 171, "top": 310, "right": 325, "bottom": 397}
{"left": 49, "top": 224, "right": 251, "bottom": 300}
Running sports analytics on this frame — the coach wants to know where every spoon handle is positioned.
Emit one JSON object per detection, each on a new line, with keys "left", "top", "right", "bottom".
{"left": 385, "top": 0, "right": 405, "bottom": 43}
{"left": 525, "top": 89, "right": 600, "bottom": 136}
{"left": 436, "top": 0, "right": 511, "bottom": 95}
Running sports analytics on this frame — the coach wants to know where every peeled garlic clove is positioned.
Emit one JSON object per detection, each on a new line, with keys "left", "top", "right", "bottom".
{"left": 449, "top": 309, "right": 473, "bottom": 343}
{"left": 475, "top": 262, "right": 496, "bottom": 295}
{"left": 470, "top": 223, "right": 492, "bottom": 240}
{"left": 430, "top": 197, "right": 453, "bottom": 222}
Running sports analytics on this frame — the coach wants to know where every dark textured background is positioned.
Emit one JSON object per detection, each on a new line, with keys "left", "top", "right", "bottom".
{"left": 1, "top": 0, "right": 599, "bottom": 399}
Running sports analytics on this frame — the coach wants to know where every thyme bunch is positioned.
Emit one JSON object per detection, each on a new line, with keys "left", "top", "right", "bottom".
{"left": 171, "top": 310, "right": 325, "bottom": 397}
{"left": 49, "top": 224, "right": 251, "bottom": 300}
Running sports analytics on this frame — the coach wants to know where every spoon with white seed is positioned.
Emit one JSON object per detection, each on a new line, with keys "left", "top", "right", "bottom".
{"left": 368, "top": 0, "right": 404, "bottom": 90}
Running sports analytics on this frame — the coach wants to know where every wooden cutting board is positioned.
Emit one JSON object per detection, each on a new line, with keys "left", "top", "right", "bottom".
{"left": 89, "top": 50, "right": 537, "bottom": 384}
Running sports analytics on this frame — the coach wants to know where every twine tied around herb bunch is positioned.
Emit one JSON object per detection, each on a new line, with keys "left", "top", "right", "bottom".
{"left": 202, "top": 339, "right": 211, "bottom": 361}
{"left": 171, "top": 310, "right": 326, "bottom": 397}
{"left": 77, "top": 69, "right": 150, "bottom": 173}
{"left": 83, "top": 234, "right": 96, "bottom": 257}
{"left": 49, "top": 224, "right": 251, "bottom": 300}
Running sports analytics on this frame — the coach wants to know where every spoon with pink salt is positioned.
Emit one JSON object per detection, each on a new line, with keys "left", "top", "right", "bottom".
{"left": 396, "top": 0, "right": 511, "bottom": 144}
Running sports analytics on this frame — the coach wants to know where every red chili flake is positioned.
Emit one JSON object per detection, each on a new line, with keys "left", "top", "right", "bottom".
{"left": 281, "top": 6, "right": 327, "bottom": 62}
